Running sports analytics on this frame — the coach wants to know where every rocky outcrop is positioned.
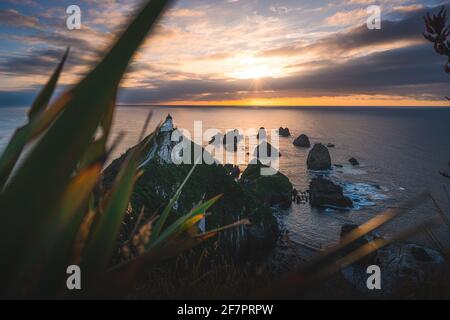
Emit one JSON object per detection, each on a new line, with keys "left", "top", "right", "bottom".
{"left": 224, "top": 164, "right": 240, "bottom": 179}
{"left": 342, "top": 240, "right": 446, "bottom": 297}
{"left": 209, "top": 130, "right": 242, "bottom": 152}
{"left": 223, "top": 129, "right": 242, "bottom": 152}
{"left": 254, "top": 141, "right": 281, "bottom": 159}
{"left": 102, "top": 115, "right": 279, "bottom": 258}
{"left": 257, "top": 127, "right": 266, "bottom": 139}
{"left": 293, "top": 134, "right": 310, "bottom": 148}
{"left": 278, "top": 127, "right": 291, "bottom": 137}
{"left": 349, "top": 157, "right": 359, "bottom": 166}
{"left": 307, "top": 143, "right": 331, "bottom": 170}
{"left": 240, "top": 161, "right": 293, "bottom": 209}
{"left": 309, "top": 178, "right": 353, "bottom": 208}
{"left": 338, "top": 222, "right": 446, "bottom": 297}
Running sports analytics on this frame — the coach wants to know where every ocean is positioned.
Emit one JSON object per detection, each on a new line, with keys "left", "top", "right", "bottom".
{"left": 1, "top": 106, "right": 450, "bottom": 253}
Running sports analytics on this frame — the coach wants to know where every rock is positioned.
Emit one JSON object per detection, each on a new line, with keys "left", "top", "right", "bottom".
{"left": 257, "top": 127, "right": 266, "bottom": 139}
{"left": 334, "top": 164, "right": 343, "bottom": 168}
{"left": 278, "top": 127, "right": 291, "bottom": 137}
{"left": 411, "top": 246, "right": 433, "bottom": 262}
{"left": 208, "top": 130, "right": 242, "bottom": 150}
{"left": 292, "top": 188, "right": 298, "bottom": 201}
{"left": 241, "top": 161, "right": 293, "bottom": 209}
{"left": 224, "top": 164, "right": 240, "bottom": 179}
{"left": 223, "top": 129, "right": 242, "bottom": 152}
{"left": 349, "top": 157, "right": 359, "bottom": 166}
{"left": 309, "top": 177, "right": 353, "bottom": 208}
{"left": 342, "top": 242, "right": 446, "bottom": 297}
{"left": 101, "top": 115, "right": 278, "bottom": 258}
{"left": 293, "top": 134, "right": 310, "bottom": 148}
{"left": 307, "top": 143, "right": 331, "bottom": 170}
{"left": 327, "top": 143, "right": 335, "bottom": 148}
{"left": 254, "top": 141, "right": 281, "bottom": 159}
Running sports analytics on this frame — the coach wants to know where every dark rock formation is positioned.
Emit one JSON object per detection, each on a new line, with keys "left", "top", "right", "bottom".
{"left": 342, "top": 242, "right": 446, "bottom": 297}
{"left": 278, "top": 127, "right": 291, "bottom": 137}
{"left": 254, "top": 141, "right": 281, "bottom": 159}
{"left": 307, "top": 143, "right": 331, "bottom": 170}
{"left": 293, "top": 134, "right": 310, "bottom": 148}
{"left": 292, "top": 188, "right": 298, "bottom": 201}
{"left": 241, "top": 161, "right": 293, "bottom": 210}
{"left": 257, "top": 127, "right": 266, "bottom": 140}
{"left": 224, "top": 164, "right": 240, "bottom": 179}
{"left": 410, "top": 246, "right": 433, "bottom": 262}
{"left": 101, "top": 115, "right": 278, "bottom": 258}
{"left": 349, "top": 157, "right": 359, "bottom": 166}
{"left": 223, "top": 129, "right": 242, "bottom": 152}
{"left": 309, "top": 177, "right": 353, "bottom": 208}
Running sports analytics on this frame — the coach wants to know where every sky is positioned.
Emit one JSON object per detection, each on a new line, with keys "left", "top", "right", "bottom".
{"left": 1, "top": 0, "right": 450, "bottom": 107}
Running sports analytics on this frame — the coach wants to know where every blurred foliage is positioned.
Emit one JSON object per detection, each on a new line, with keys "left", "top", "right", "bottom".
{"left": 0, "top": 0, "right": 245, "bottom": 298}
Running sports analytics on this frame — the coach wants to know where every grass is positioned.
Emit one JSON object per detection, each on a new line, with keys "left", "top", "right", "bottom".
{"left": 0, "top": 0, "right": 246, "bottom": 299}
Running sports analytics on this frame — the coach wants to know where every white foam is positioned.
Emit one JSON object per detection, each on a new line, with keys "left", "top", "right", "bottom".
{"left": 341, "top": 182, "right": 388, "bottom": 210}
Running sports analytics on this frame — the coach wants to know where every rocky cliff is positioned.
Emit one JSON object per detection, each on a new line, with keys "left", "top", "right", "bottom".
{"left": 101, "top": 115, "right": 286, "bottom": 259}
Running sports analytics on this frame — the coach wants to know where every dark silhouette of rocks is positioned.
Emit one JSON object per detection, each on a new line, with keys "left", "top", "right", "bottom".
{"left": 254, "top": 141, "right": 281, "bottom": 159}
{"left": 309, "top": 177, "right": 353, "bottom": 208}
{"left": 257, "top": 127, "right": 266, "bottom": 139}
{"left": 224, "top": 164, "right": 240, "bottom": 179}
{"left": 293, "top": 134, "right": 310, "bottom": 148}
{"left": 307, "top": 143, "right": 331, "bottom": 170}
{"left": 278, "top": 127, "right": 291, "bottom": 137}
{"left": 349, "top": 157, "right": 359, "bottom": 166}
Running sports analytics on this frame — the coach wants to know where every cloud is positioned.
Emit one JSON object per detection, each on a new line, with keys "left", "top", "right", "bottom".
{"left": 325, "top": 8, "right": 368, "bottom": 26}
{"left": 0, "top": 9, "right": 40, "bottom": 29}
{"left": 1, "top": 0, "right": 449, "bottom": 107}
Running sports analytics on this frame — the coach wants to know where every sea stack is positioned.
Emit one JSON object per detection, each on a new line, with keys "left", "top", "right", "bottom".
{"left": 307, "top": 143, "right": 331, "bottom": 170}
{"left": 278, "top": 127, "right": 291, "bottom": 137}
{"left": 293, "top": 134, "right": 311, "bottom": 148}
{"left": 349, "top": 157, "right": 359, "bottom": 166}
{"left": 309, "top": 178, "right": 353, "bottom": 208}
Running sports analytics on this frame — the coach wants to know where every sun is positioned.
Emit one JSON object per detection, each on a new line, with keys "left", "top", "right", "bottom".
{"left": 228, "top": 55, "right": 279, "bottom": 80}
{"left": 233, "top": 66, "right": 275, "bottom": 80}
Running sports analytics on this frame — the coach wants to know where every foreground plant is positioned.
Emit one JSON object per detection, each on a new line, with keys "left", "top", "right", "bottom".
{"left": 0, "top": 0, "right": 246, "bottom": 298}
{"left": 424, "top": 7, "right": 450, "bottom": 179}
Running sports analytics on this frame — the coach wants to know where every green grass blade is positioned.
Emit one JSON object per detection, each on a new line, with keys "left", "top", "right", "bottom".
{"left": 0, "top": 0, "right": 170, "bottom": 280}
{"left": 81, "top": 149, "right": 141, "bottom": 276}
{"left": 0, "top": 49, "right": 69, "bottom": 190}
{"left": 15, "top": 162, "right": 103, "bottom": 296}
{"left": 28, "top": 48, "right": 69, "bottom": 120}
{"left": 149, "top": 194, "right": 223, "bottom": 250}
{"left": 150, "top": 162, "right": 199, "bottom": 242}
